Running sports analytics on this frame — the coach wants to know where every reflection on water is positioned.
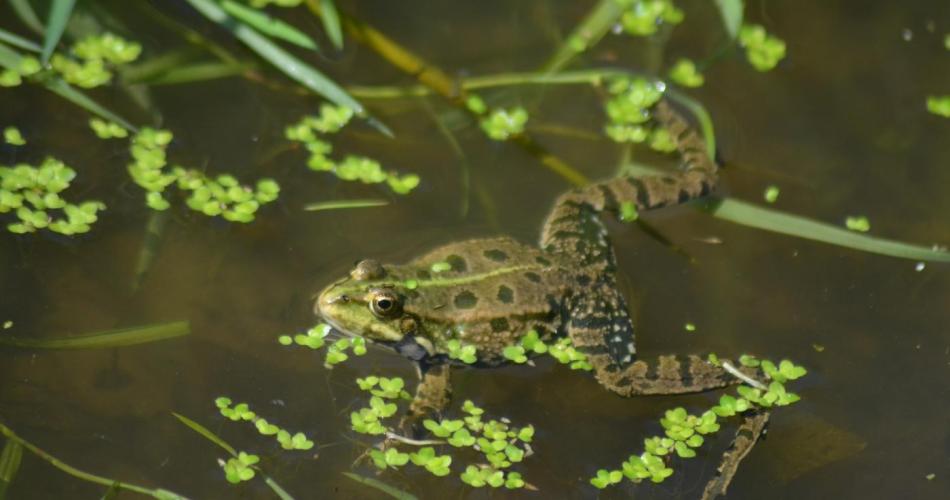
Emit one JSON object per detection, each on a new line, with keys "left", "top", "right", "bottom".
{"left": 1, "top": 0, "right": 948, "bottom": 498}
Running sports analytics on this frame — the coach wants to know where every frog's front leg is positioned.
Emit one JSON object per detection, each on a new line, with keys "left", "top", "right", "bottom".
{"left": 399, "top": 363, "right": 452, "bottom": 436}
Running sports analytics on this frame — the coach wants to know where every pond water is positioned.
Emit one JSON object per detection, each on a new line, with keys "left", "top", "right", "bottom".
{"left": 1, "top": 1, "right": 948, "bottom": 499}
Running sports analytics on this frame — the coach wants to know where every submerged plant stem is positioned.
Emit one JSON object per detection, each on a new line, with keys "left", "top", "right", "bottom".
{"left": 0, "top": 422, "right": 188, "bottom": 499}
{"left": 320, "top": 3, "right": 588, "bottom": 186}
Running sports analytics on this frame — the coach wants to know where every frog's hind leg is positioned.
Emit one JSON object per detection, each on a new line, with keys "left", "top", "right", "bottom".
{"left": 399, "top": 363, "right": 452, "bottom": 436}
{"left": 568, "top": 287, "right": 744, "bottom": 396}
{"left": 701, "top": 411, "right": 770, "bottom": 500}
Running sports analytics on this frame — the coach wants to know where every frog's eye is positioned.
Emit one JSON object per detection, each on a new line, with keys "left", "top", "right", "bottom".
{"left": 352, "top": 259, "right": 386, "bottom": 281}
{"left": 369, "top": 289, "right": 402, "bottom": 318}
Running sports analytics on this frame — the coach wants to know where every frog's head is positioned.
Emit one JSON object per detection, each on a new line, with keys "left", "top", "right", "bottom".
{"left": 315, "top": 259, "right": 434, "bottom": 361}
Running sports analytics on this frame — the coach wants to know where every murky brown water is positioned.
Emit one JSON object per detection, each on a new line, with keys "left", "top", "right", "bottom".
{"left": 2, "top": 1, "right": 949, "bottom": 499}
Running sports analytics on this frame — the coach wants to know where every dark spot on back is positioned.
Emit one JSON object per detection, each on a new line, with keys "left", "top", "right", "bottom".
{"left": 446, "top": 254, "right": 467, "bottom": 272}
{"left": 524, "top": 272, "right": 542, "bottom": 283}
{"left": 416, "top": 270, "right": 431, "bottom": 280}
{"left": 453, "top": 290, "right": 478, "bottom": 309}
{"left": 490, "top": 318, "right": 510, "bottom": 332}
{"left": 661, "top": 176, "right": 677, "bottom": 185}
{"left": 483, "top": 249, "right": 508, "bottom": 262}
{"left": 535, "top": 256, "right": 551, "bottom": 266}
{"left": 497, "top": 285, "right": 514, "bottom": 304}
{"left": 576, "top": 275, "right": 591, "bottom": 286}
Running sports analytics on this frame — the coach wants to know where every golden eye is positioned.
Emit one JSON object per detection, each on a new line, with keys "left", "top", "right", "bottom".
{"left": 369, "top": 289, "right": 401, "bottom": 318}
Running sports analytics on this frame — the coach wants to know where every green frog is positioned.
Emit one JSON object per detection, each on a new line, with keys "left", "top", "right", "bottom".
{"left": 315, "top": 100, "right": 767, "bottom": 498}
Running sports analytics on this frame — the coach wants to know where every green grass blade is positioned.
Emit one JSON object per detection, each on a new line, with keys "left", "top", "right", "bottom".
{"left": 9, "top": 0, "right": 44, "bottom": 34}
{"left": 171, "top": 413, "right": 238, "bottom": 456}
{"left": 702, "top": 197, "right": 950, "bottom": 262}
{"left": 318, "top": 0, "right": 344, "bottom": 50}
{"left": 0, "top": 321, "right": 190, "bottom": 350}
{"left": 184, "top": 0, "right": 390, "bottom": 136}
{"left": 220, "top": 0, "right": 318, "bottom": 50}
{"left": 0, "top": 28, "right": 41, "bottom": 53}
{"left": 41, "top": 0, "right": 76, "bottom": 64}
{"left": 303, "top": 199, "right": 388, "bottom": 211}
{"left": 42, "top": 77, "right": 136, "bottom": 131}
{"left": 542, "top": 0, "right": 622, "bottom": 73}
{"left": 142, "top": 62, "right": 250, "bottom": 85}
{"left": 341, "top": 473, "right": 417, "bottom": 500}
{"left": 262, "top": 477, "right": 296, "bottom": 500}
{"left": 0, "top": 439, "right": 24, "bottom": 500}
{"left": 713, "top": 0, "right": 744, "bottom": 39}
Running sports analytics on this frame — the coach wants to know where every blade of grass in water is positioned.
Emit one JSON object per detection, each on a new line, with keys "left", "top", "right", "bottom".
{"left": 318, "top": 0, "right": 344, "bottom": 50}
{"left": 0, "top": 422, "right": 189, "bottom": 499}
{"left": 171, "top": 413, "right": 237, "bottom": 456}
{"left": 184, "top": 0, "right": 390, "bottom": 137}
{"left": 713, "top": 0, "right": 744, "bottom": 39}
{"left": 144, "top": 61, "right": 250, "bottom": 85}
{"left": 701, "top": 198, "right": 950, "bottom": 262}
{"left": 9, "top": 0, "right": 44, "bottom": 34}
{"left": 342, "top": 473, "right": 417, "bottom": 500}
{"left": 303, "top": 199, "right": 388, "bottom": 211}
{"left": 0, "top": 439, "right": 23, "bottom": 500}
{"left": 220, "top": 0, "right": 318, "bottom": 50}
{"left": 0, "top": 28, "right": 41, "bottom": 53}
{"left": 0, "top": 321, "right": 190, "bottom": 349}
{"left": 0, "top": 41, "right": 135, "bottom": 131}
{"left": 41, "top": 0, "right": 76, "bottom": 64}
{"left": 172, "top": 413, "right": 295, "bottom": 500}
{"left": 541, "top": 0, "right": 623, "bottom": 73}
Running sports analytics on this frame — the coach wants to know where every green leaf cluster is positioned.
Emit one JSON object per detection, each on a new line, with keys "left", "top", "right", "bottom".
{"left": 616, "top": 0, "right": 684, "bottom": 37}
{"left": 127, "top": 128, "right": 280, "bottom": 220}
{"left": 223, "top": 452, "right": 259, "bottom": 483}
{"left": 215, "top": 397, "right": 315, "bottom": 450}
{"left": 845, "top": 215, "right": 870, "bottom": 233}
{"left": 479, "top": 107, "right": 528, "bottom": 141}
{"left": 89, "top": 118, "right": 128, "bottom": 139}
{"left": 51, "top": 33, "right": 141, "bottom": 88}
{"left": 351, "top": 377, "right": 409, "bottom": 435}
{"left": 668, "top": 58, "right": 704, "bottom": 88}
{"left": 0, "top": 157, "right": 106, "bottom": 235}
{"left": 547, "top": 337, "right": 593, "bottom": 371}
{"left": 927, "top": 95, "right": 950, "bottom": 118}
{"left": 409, "top": 447, "right": 452, "bottom": 476}
{"left": 4, "top": 126, "right": 25, "bottom": 145}
{"left": 445, "top": 339, "right": 478, "bottom": 364}
{"left": 603, "top": 77, "right": 673, "bottom": 149}
{"left": 279, "top": 323, "right": 370, "bottom": 367}
{"left": 739, "top": 24, "right": 786, "bottom": 71}
{"left": 0, "top": 55, "right": 41, "bottom": 87}
{"left": 286, "top": 104, "right": 419, "bottom": 194}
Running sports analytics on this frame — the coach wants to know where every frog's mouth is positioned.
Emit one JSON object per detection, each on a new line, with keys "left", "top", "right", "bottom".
{"left": 317, "top": 314, "right": 434, "bottom": 363}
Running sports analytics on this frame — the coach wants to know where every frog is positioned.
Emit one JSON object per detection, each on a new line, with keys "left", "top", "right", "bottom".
{"left": 315, "top": 100, "right": 768, "bottom": 499}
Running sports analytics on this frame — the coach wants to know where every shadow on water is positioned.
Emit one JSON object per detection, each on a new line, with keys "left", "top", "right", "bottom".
{"left": 1, "top": 0, "right": 948, "bottom": 498}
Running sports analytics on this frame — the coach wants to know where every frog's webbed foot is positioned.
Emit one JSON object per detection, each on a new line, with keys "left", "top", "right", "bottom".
{"left": 701, "top": 410, "right": 770, "bottom": 500}
{"left": 399, "top": 363, "right": 452, "bottom": 437}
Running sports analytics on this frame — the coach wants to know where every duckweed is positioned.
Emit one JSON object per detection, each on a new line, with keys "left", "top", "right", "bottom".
{"left": 128, "top": 128, "right": 280, "bottom": 221}
{"left": 479, "top": 107, "right": 528, "bottom": 140}
{"left": 669, "top": 58, "right": 704, "bottom": 88}
{"left": 215, "top": 397, "right": 314, "bottom": 450}
{"left": 3, "top": 126, "right": 25, "bottom": 145}
{"left": 1, "top": 157, "right": 107, "bottom": 235}
{"left": 616, "top": 0, "right": 684, "bottom": 37}
{"left": 739, "top": 24, "right": 786, "bottom": 71}
{"left": 286, "top": 104, "right": 419, "bottom": 194}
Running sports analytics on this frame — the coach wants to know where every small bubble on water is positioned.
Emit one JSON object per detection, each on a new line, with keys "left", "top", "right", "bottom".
{"left": 914, "top": 262, "right": 925, "bottom": 272}
{"left": 901, "top": 28, "right": 913, "bottom": 41}
{"left": 612, "top": 23, "right": 623, "bottom": 35}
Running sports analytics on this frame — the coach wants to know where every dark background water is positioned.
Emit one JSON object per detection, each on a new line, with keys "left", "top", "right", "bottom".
{"left": 1, "top": 0, "right": 948, "bottom": 498}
